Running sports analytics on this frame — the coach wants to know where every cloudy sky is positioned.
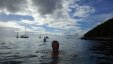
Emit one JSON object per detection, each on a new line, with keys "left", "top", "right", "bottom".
{"left": 0, "top": 0, "right": 113, "bottom": 37}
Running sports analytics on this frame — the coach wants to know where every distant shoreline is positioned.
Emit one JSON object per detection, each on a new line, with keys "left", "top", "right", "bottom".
{"left": 81, "top": 37, "right": 113, "bottom": 41}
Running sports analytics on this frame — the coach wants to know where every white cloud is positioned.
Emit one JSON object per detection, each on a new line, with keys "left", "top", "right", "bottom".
{"left": 31, "top": 26, "right": 46, "bottom": 32}
{"left": 48, "top": 20, "right": 79, "bottom": 30}
{"left": 0, "top": 21, "right": 23, "bottom": 28}
{"left": 74, "top": 6, "right": 95, "bottom": 17}
{"left": 0, "top": 21, "right": 33, "bottom": 32}
{"left": 0, "top": 0, "right": 91, "bottom": 36}
{"left": 19, "top": 20, "right": 38, "bottom": 25}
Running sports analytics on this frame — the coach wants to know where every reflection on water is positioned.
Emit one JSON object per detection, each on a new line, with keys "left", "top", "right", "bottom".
{"left": 0, "top": 36, "right": 113, "bottom": 64}
{"left": 51, "top": 51, "right": 59, "bottom": 64}
{"left": 90, "top": 41, "right": 113, "bottom": 64}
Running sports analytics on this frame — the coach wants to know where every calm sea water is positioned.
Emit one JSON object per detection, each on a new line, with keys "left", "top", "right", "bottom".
{"left": 0, "top": 35, "right": 113, "bottom": 64}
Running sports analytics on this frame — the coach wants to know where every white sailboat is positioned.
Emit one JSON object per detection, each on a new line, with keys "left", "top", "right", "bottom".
{"left": 20, "top": 25, "right": 29, "bottom": 38}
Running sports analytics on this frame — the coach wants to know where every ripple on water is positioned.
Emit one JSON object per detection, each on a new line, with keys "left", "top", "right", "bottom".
{"left": 1, "top": 60, "right": 23, "bottom": 64}
{"left": 0, "top": 54, "right": 38, "bottom": 62}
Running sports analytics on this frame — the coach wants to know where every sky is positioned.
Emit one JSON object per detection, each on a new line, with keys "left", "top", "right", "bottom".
{"left": 0, "top": 0, "right": 113, "bottom": 37}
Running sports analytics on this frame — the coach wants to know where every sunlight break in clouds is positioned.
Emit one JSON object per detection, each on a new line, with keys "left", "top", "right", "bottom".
{"left": 0, "top": 0, "right": 97, "bottom": 36}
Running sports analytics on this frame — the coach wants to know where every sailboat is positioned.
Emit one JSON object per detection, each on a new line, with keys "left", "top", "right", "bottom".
{"left": 16, "top": 28, "right": 19, "bottom": 38}
{"left": 20, "top": 25, "right": 29, "bottom": 38}
{"left": 39, "top": 32, "right": 41, "bottom": 38}
{"left": 44, "top": 27, "right": 49, "bottom": 39}
{"left": 39, "top": 36, "right": 41, "bottom": 38}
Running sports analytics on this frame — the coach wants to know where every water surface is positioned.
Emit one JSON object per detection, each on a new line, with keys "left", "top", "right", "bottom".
{"left": 0, "top": 36, "right": 113, "bottom": 64}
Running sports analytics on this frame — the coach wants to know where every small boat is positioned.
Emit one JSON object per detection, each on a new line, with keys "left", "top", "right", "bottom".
{"left": 39, "top": 36, "right": 41, "bottom": 38}
{"left": 16, "top": 36, "right": 19, "bottom": 38}
{"left": 45, "top": 36, "right": 49, "bottom": 39}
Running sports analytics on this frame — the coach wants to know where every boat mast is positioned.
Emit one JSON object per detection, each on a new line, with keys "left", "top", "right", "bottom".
{"left": 16, "top": 28, "right": 19, "bottom": 38}
{"left": 25, "top": 24, "right": 26, "bottom": 36}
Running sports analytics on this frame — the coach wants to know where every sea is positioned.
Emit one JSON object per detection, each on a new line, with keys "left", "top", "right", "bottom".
{"left": 0, "top": 35, "right": 113, "bottom": 64}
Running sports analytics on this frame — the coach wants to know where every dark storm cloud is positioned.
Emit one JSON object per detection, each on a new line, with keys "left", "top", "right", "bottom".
{"left": 0, "top": 0, "right": 27, "bottom": 13}
{"left": 32, "top": 0, "right": 62, "bottom": 15}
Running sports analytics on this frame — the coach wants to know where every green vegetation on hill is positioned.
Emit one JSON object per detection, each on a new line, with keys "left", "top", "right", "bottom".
{"left": 82, "top": 18, "right": 113, "bottom": 40}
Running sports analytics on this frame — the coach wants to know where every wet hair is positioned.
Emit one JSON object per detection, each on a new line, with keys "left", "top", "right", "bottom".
{"left": 52, "top": 40, "right": 59, "bottom": 44}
